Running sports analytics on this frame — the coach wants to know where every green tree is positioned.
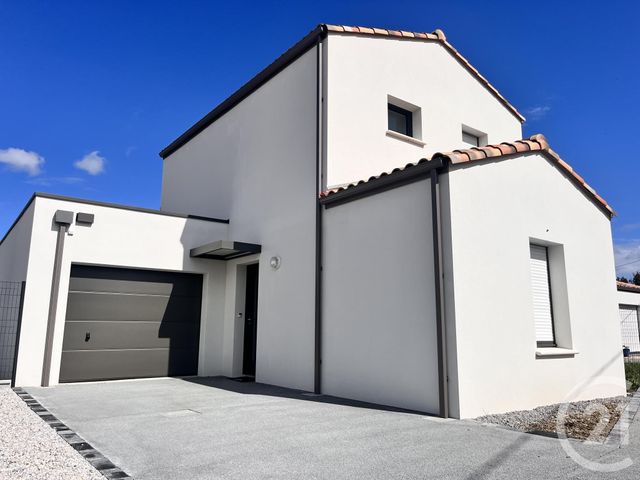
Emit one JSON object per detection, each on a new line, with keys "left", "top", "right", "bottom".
{"left": 633, "top": 272, "right": 640, "bottom": 286}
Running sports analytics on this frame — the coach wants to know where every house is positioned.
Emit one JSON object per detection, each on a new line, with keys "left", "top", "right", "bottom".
{"left": 617, "top": 281, "right": 640, "bottom": 355}
{"left": 0, "top": 24, "right": 626, "bottom": 418}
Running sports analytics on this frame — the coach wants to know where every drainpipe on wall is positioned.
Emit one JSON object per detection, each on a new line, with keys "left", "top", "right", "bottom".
{"left": 41, "top": 210, "right": 74, "bottom": 387}
{"left": 314, "top": 34, "right": 325, "bottom": 395}
{"left": 430, "top": 168, "right": 449, "bottom": 418}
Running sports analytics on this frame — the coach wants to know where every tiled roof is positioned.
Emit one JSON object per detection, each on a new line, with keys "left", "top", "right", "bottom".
{"left": 617, "top": 281, "right": 640, "bottom": 292}
{"left": 320, "top": 134, "right": 614, "bottom": 217}
{"left": 322, "top": 24, "right": 525, "bottom": 123}
{"left": 161, "top": 23, "right": 526, "bottom": 158}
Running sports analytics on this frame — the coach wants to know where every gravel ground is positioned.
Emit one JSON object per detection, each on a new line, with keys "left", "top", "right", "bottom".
{"left": 0, "top": 386, "right": 102, "bottom": 480}
{"left": 476, "top": 395, "right": 630, "bottom": 441}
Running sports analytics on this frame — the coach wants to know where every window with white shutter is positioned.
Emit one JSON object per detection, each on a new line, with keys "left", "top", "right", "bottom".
{"left": 529, "top": 244, "right": 555, "bottom": 346}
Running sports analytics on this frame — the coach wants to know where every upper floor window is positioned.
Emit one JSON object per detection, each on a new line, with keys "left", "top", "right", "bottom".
{"left": 462, "top": 131, "right": 480, "bottom": 147}
{"left": 388, "top": 104, "right": 413, "bottom": 137}
{"left": 386, "top": 96, "right": 424, "bottom": 147}
{"left": 461, "top": 126, "right": 487, "bottom": 148}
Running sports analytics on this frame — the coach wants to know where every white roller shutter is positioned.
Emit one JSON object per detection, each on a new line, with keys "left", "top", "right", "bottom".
{"left": 619, "top": 305, "right": 640, "bottom": 353}
{"left": 529, "top": 244, "right": 555, "bottom": 344}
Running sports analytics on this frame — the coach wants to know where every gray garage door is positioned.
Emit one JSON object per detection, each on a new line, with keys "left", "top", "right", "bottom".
{"left": 60, "top": 265, "right": 203, "bottom": 383}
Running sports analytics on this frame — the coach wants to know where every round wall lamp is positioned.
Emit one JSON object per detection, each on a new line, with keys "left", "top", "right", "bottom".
{"left": 269, "top": 256, "right": 281, "bottom": 270}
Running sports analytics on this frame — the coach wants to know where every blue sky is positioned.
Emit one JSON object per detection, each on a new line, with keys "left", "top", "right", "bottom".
{"left": 1, "top": 0, "right": 639, "bottom": 275}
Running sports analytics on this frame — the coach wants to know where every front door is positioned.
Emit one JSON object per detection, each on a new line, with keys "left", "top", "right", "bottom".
{"left": 242, "top": 263, "right": 259, "bottom": 376}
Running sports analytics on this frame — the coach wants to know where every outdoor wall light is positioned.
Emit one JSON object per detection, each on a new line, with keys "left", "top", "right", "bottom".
{"left": 269, "top": 256, "right": 281, "bottom": 270}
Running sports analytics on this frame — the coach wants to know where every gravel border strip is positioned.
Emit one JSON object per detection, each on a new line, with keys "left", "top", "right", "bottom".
{"left": 12, "top": 388, "right": 132, "bottom": 479}
{"left": 475, "top": 396, "right": 630, "bottom": 442}
{"left": 606, "top": 390, "right": 640, "bottom": 445}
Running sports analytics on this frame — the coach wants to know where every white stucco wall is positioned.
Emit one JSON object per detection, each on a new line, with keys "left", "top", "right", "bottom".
{"left": 13, "top": 196, "right": 229, "bottom": 387}
{"left": 322, "top": 180, "right": 440, "bottom": 414}
{"left": 445, "top": 153, "right": 625, "bottom": 418}
{"left": 160, "top": 48, "right": 319, "bottom": 391}
{"left": 618, "top": 289, "right": 640, "bottom": 307}
{"left": 0, "top": 200, "right": 35, "bottom": 283}
{"left": 324, "top": 34, "right": 523, "bottom": 188}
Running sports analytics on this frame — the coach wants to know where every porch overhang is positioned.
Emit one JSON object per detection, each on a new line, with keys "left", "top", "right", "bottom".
{"left": 189, "top": 240, "right": 261, "bottom": 260}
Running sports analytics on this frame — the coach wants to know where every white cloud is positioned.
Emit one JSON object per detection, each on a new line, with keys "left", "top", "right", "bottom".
{"left": 614, "top": 240, "right": 640, "bottom": 277}
{"left": 524, "top": 105, "right": 551, "bottom": 121}
{"left": 74, "top": 151, "right": 105, "bottom": 175}
{"left": 0, "top": 147, "right": 44, "bottom": 176}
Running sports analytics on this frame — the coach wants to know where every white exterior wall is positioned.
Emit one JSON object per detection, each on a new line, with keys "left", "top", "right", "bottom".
{"left": 444, "top": 153, "right": 625, "bottom": 418}
{"left": 0, "top": 201, "right": 35, "bottom": 283}
{"left": 13, "top": 196, "right": 229, "bottom": 387}
{"left": 322, "top": 180, "right": 440, "bottom": 414}
{"left": 161, "top": 48, "right": 319, "bottom": 391}
{"left": 618, "top": 289, "right": 640, "bottom": 307}
{"left": 324, "top": 34, "right": 522, "bottom": 188}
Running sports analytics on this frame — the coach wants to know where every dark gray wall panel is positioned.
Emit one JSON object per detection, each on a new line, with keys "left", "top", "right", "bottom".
{"left": 70, "top": 265, "right": 202, "bottom": 296}
{"left": 65, "top": 292, "right": 201, "bottom": 322}
{"left": 60, "top": 266, "right": 203, "bottom": 383}
{"left": 62, "top": 321, "right": 199, "bottom": 351}
{"left": 59, "top": 348, "right": 198, "bottom": 382}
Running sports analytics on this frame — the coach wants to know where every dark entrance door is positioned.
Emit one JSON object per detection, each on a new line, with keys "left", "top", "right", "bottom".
{"left": 242, "top": 263, "right": 259, "bottom": 377}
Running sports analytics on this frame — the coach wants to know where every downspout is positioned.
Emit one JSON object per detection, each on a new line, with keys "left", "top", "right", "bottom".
{"left": 41, "top": 210, "right": 74, "bottom": 387}
{"left": 430, "top": 168, "right": 449, "bottom": 418}
{"left": 314, "top": 34, "right": 324, "bottom": 394}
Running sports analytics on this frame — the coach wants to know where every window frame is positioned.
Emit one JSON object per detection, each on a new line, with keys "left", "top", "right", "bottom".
{"left": 462, "top": 131, "right": 480, "bottom": 147}
{"left": 388, "top": 103, "right": 414, "bottom": 138}
{"left": 530, "top": 244, "right": 557, "bottom": 348}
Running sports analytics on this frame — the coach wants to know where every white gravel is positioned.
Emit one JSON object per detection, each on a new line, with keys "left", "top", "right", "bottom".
{"left": 0, "top": 386, "right": 102, "bottom": 480}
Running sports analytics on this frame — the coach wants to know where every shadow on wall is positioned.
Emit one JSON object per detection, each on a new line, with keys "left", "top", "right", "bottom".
{"left": 157, "top": 272, "right": 203, "bottom": 377}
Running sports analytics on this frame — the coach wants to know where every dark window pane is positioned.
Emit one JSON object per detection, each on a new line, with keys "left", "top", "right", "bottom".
{"left": 462, "top": 131, "right": 480, "bottom": 147}
{"left": 389, "top": 109, "right": 408, "bottom": 135}
{"left": 388, "top": 104, "right": 413, "bottom": 137}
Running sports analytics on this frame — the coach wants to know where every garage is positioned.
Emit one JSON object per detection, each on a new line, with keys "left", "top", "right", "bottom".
{"left": 59, "top": 265, "right": 203, "bottom": 383}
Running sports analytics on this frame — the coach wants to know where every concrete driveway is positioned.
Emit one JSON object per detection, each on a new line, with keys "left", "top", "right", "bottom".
{"left": 25, "top": 377, "right": 640, "bottom": 479}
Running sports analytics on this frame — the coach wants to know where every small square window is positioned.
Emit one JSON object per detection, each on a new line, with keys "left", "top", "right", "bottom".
{"left": 462, "top": 131, "right": 480, "bottom": 147}
{"left": 461, "top": 126, "right": 487, "bottom": 148}
{"left": 388, "top": 104, "right": 413, "bottom": 137}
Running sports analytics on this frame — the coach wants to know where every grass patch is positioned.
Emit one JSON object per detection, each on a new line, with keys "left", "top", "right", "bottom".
{"left": 626, "top": 362, "right": 640, "bottom": 392}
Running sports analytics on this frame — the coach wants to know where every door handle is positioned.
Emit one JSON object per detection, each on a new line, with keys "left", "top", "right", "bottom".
{"left": 85, "top": 332, "right": 91, "bottom": 342}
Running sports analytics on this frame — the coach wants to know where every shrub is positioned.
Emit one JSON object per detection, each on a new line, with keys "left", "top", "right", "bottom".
{"left": 625, "top": 362, "right": 640, "bottom": 392}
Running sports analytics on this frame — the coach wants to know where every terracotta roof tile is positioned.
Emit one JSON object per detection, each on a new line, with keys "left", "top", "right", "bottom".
{"left": 433, "top": 29, "right": 446, "bottom": 41}
{"left": 513, "top": 141, "right": 531, "bottom": 153}
{"left": 617, "top": 281, "right": 640, "bottom": 292}
{"left": 321, "top": 134, "right": 614, "bottom": 217}
{"left": 322, "top": 24, "right": 524, "bottom": 122}
{"left": 463, "top": 148, "right": 487, "bottom": 162}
